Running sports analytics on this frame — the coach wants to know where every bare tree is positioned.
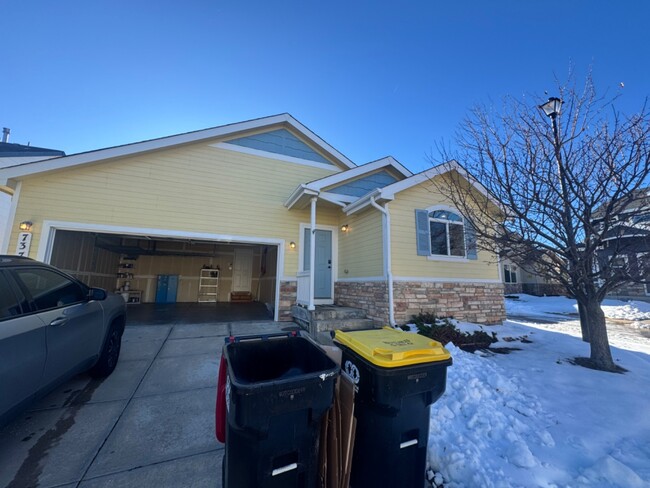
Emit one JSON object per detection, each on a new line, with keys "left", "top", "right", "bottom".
{"left": 432, "top": 76, "right": 650, "bottom": 372}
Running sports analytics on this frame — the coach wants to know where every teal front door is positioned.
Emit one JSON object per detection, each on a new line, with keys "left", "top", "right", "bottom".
{"left": 303, "top": 228, "right": 333, "bottom": 300}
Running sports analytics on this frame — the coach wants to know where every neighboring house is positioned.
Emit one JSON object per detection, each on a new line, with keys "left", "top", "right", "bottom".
{"left": 500, "top": 254, "right": 566, "bottom": 296}
{"left": 0, "top": 132, "right": 65, "bottom": 249}
{"left": 0, "top": 114, "right": 505, "bottom": 324}
{"left": 594, "top": 188, "right": 650, "bottom": 302}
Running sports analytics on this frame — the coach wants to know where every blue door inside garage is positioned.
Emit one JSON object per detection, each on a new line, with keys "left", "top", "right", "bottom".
{"left": 156, "top": 275, "right": 178, "bottom": 303}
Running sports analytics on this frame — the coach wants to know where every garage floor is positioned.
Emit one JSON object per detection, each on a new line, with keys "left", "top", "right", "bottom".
{"left": 127, "top": 302, "right": 273, "bottom": 325}
{"left": 0, "top": 320, "right": 293, "bottom": 488}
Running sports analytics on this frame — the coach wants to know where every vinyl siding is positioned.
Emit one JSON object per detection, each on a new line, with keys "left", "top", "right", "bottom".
{"left": 8, "top": 141, "right": 341, "bottom": 277}
{"left": 338, "top": 207, "right": 384, "bottom": 278}
{"left": 390, "top": 178, "right": 499, "bottom": 281}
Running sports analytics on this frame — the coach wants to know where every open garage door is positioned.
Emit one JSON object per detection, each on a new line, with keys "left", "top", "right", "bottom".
{"left": 48, "top": 229, "right": 280, "bottom": 323}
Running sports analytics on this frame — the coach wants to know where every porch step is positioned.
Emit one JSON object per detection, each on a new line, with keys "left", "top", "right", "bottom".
{"left": 291, "top": 305, "right": 377, "bottom": 340}
{"left": 230, "top": 292, "right": 253, "bottom": 303}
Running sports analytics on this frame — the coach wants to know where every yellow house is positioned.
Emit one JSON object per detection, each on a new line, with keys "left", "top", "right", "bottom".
{"left": 0, "top": 114, "right": 504, "bottom": 325}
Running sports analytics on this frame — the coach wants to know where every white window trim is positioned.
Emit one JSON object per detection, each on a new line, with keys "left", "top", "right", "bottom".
{"left": 503, "top": 264, "right": 518, "bottom": 284}
{"left": 426, "top": 204, "right": 468, "bottom": 260}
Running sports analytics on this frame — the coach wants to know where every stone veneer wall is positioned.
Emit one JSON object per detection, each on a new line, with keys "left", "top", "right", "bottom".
{"left": 334, "top": 281, "right": 389, "bottom": 324}
{"left": 278, "top": 280, "right": 297, "bottom": 321}
{"left": 393, "top": 281, "right": 505, "bottom": 325}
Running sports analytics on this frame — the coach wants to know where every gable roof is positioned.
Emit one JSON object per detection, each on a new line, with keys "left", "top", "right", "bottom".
{"left": 0, "top": 114, "right": 355, "bottom": 185}
{"left": 343, "top": 160, "right": 500, "bottom": 215}
{"left": 284, "top": 156, "right": 412, "bottom": 209}
{"left": 0, "top": 142, "right": 65, "bottom": 158}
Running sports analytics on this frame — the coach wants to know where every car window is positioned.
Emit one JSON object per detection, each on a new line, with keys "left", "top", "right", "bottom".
{"left": 15, "top": 268, "right": 87, "bottom": 311}
{"left": 0, "top": 273, "right": 22, "bottom": 320}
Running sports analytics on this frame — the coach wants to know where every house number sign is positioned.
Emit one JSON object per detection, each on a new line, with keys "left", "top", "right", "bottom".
{"left": 15, "top": 232, "right": 32, "bottom": 257}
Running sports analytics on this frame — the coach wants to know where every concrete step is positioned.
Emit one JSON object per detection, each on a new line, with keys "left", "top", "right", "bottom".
{"left": 312, "top": 318, "right": 375, "bottom": 332}
{"left": 311, "top": 306, "right": 367, "bottom": 321}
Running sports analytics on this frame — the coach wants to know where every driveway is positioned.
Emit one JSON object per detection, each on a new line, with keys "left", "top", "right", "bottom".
{"left": 0, "top": 320, "right": 289, "bottom": 488}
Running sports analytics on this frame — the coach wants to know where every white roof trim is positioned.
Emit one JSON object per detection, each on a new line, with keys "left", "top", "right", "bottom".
{"left": 0, "top": 114, "right": 355, "bottom": 184}
{"left": 304, "top": 156, "right": 411, "bottom": 192}
{"left": 212, "top": 142, "right": 342, "bottom": 171}
{"left": 344, "top": 160, "right": 500, "bottom": 215}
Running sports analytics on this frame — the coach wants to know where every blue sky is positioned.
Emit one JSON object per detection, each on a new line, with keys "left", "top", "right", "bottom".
{"left": 2, "top": 1, "right": 649, "bottom": 173}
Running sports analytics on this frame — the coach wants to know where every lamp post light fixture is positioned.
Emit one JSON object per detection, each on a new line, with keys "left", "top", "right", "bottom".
{"left": 539, "top": 97, "right": 563, "bottom": 118}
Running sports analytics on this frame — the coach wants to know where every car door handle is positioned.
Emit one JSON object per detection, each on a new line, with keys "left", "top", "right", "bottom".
{"left": 49, "top": 318, "right": 68, "bottom": 327}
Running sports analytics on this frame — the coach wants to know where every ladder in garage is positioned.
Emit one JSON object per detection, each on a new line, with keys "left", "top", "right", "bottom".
{"left": 198, "top": 268, "right": 219, "bottom": 303}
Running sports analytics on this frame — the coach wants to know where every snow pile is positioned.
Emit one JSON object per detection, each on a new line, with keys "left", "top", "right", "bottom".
{"left": 427, "top": 321, "right": 650, "bottom": 487}
{"left": 601, "top": 300, "right": 650, "bottom": 321}
{"left": 506, "top": 294, "right": 650, "bottom": 322}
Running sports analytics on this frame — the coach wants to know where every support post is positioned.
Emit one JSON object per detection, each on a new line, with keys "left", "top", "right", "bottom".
{"left": 308, "top": 197, "right": 317, "bottom": 311}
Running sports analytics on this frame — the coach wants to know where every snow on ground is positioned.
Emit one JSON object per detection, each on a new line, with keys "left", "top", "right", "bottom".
{"left": 504, "top": 293, "right": 650, "bottom": 322}
{"left": 425, "top": 299, "right": 650, "bottom": 488}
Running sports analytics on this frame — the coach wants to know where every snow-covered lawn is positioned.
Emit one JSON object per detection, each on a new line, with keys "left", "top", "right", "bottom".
{"left": 505, "top": 293, "right": 650, "bottom": 322}
{"left": 425, "top": 299, "right": 650, "bottom": 487}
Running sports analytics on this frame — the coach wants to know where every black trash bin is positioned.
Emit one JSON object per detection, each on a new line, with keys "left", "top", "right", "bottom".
{"left": 222, "top": 332, "right": 339, "bottom": 488}
{"left": 334, "top": 327, "right": 452, "bottom": 488}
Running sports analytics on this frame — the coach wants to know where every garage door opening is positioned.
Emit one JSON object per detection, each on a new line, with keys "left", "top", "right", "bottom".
{"left": 49, "top": 230, "right": 279, "bottom": 323}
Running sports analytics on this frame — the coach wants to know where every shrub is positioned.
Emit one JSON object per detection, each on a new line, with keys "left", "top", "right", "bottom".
{"left": 408, "top": 312, "right": 497, "bottom": 352}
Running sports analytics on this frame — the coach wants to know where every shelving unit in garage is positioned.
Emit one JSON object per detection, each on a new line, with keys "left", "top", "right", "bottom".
{"left": 198, "top": 268, "right": 219, "bottom": 303}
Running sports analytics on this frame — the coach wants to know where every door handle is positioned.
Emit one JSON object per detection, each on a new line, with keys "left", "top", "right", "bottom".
{"left": 49, "top": 318, "right": 68, "bottom": 327}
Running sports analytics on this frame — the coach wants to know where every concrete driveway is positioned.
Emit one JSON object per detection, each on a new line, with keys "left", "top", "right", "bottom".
{"left": 0, "top": 320, "right": 289, "bottom": 488}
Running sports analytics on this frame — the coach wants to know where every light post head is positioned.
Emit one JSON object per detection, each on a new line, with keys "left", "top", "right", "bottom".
{"left": 539, "top": 97, "right": 563, "bottom": 118}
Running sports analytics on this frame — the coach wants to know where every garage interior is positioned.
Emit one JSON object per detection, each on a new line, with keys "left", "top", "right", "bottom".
{"left": 49, "top": 230, "right": 278, "bottom": 322}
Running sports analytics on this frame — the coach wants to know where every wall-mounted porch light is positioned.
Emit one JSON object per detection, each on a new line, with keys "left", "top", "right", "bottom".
{"left": 289, "top": 241, "right": 296, "bottom": 249}
{"left": 19, "top": 221, "right": 33, "bottom": 231}
{"left": 340, "top": 224, "right": 349, "bottom": 233}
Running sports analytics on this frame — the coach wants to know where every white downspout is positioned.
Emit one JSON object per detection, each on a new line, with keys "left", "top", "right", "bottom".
{"left": 308, "top": 196, "right": 317, "bottom": 311}
{"left": 370, "top": 196, "right": 395, "bottom": 326}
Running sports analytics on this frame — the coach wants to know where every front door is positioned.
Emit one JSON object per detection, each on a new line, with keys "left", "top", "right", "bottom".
{"left": 233, "top": 248, "right": 253, "bottom": 292}
{"left": 303, "top": 228, "right": 333, "bottom": 300}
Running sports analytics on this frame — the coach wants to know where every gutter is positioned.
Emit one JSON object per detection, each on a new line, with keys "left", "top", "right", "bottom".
{"left": 369, "top": 196, "right": 396, "bottom": 327}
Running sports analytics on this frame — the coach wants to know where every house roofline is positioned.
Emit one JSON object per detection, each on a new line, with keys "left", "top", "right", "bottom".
{"left": 0, "top": 114, "right": 356, "bottom": 184}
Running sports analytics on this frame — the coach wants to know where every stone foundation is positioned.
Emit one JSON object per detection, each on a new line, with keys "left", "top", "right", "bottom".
{"left": 278, "top": 280, "right": 297, "bottom": 321}
{"left": 393, "top": 281, "right": 505, "bottom": 325}
{"left": 334, "top": 281, "right": 389, "bottom": 324}
{"left": 335, "top": 280, "right": 505, "bottom": 325}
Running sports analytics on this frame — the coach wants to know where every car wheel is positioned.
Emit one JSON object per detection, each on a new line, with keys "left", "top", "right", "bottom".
{"left": 89, "top": 323, "right": 122, "bottom": 378}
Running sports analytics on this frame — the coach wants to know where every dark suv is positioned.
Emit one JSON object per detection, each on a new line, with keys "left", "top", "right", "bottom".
{"left": 0, "top": 256, "right": 126, "bottom": 425}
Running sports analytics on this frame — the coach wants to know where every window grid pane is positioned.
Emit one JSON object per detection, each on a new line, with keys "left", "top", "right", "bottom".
{"left": 430, "top": 222, "right": 448, "bottom": 255}
{"left": 449, "top": 223, "right": 466, "bottom": 257}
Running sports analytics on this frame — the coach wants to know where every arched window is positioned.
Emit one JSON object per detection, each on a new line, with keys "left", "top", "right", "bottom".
{"left": 429, "top": 209, "right": 466, "bottom": 257}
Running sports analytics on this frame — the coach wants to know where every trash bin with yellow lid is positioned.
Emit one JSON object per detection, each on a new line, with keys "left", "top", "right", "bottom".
{"left": 334, "top": 327, "right": 452, "bottom": 488}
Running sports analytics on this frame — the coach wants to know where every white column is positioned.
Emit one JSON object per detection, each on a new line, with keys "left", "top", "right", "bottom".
{"left": 308, "top": 197, "right": 317, "bottom": 311}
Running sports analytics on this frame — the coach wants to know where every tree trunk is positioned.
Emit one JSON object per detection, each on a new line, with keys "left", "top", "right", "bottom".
{"left": 583, "top": 296, "right": 617, "bottom": 371}
{"left": 577, "top": 301, "right": 590, "bottom": 343}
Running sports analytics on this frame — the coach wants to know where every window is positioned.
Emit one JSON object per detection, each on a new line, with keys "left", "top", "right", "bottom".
{"left": 14, "top": 268, "right": 86, "bottom": 311}
{"left": 429, "top": 210, "right": 466, "bottom": 257}
{"left": 503, "top": 264, "right": 518, "bottom": 284}
{"left": 0, "top": 273, "right": 22, "bottom": 320}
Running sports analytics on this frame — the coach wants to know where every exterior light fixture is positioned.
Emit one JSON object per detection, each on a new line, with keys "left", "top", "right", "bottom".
{"left": 340, "top": 224, "right": 349, "bottom": 232}
{"left": 539, "top": 97, "right": 563, "bottom": 118}
{"left": 19, "top": 221, "right": 33, "bottom": 231}
{"left": 289, "top": 241, "right": 296, "bottom": 249}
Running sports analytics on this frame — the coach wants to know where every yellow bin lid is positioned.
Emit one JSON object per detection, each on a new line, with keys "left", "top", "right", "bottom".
{"left": 334, "top": 327, "right": 451, "bottom": 368}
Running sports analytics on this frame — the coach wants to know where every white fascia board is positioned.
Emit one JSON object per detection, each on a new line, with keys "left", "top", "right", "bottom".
{"left": 282, "top": 114, "right": 356, "bottom": 169}
{"left": 305, "top": 156, "right": 411, "bottom": 192}
{"left": 317, "top": 192, "right": 347, "bottom": 207}
{"left": 212, "top": 142, "right": 344, "bottom": 172}
{"left": 319, "top": 191, "right": 356, "bottom": 204}
{"left": 343, "top": 188, "right": 392, "bottom": 215}
{"left": 378, "top": 160, "right": 502, "bottom": 209}
{"left": 0, "top": 113, "right": 355, "bottom": 183}
{"left": 284, "top": 185, "right": 319, "bottom": 209}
